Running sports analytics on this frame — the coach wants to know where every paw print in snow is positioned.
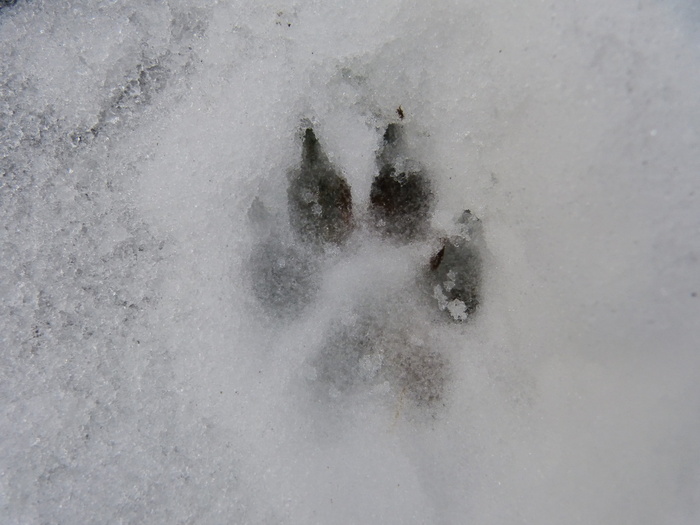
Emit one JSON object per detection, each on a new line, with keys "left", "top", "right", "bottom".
{"left": 249, "top": 122, "right": 483, "bottom": 409}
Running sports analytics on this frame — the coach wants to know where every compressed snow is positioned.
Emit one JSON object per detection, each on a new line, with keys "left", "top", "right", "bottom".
{"left": 1, "top": 0, "right": 699, "bottom": 523}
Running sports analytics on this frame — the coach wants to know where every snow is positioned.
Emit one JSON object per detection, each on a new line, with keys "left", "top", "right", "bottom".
{"left": 1, "top": 0, "right": 699, "bottom": 523}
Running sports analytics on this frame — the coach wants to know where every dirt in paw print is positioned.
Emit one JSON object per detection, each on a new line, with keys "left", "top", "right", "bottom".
{"left": 249, "top": 121, "right": 483, "bottom": 412}
{"left": 370, "top": 123, "right": 434, "bottom": 241}
{"left": 288, "top": 128, "right": 354, "bottom": 246}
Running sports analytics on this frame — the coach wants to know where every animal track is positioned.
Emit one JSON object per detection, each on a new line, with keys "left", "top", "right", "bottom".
{"left": 249, "top": 122, "right": 483, "bottom": 409}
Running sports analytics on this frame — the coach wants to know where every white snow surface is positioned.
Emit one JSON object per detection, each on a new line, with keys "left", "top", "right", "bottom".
{"left": 1, "top": 0, "right": 699, "bottom": 523}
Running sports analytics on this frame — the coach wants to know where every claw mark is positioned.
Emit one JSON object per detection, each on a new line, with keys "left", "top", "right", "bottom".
{"left": 430, "top": 244, "right": 445, "bottom": 271}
